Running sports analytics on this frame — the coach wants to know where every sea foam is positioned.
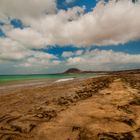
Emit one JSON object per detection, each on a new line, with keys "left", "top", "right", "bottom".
{"left": 55, "top": 78, "right": 74, "bottom": 83}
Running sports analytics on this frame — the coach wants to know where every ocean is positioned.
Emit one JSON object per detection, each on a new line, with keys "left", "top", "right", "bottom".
{"left": 0, "top": 73, "right": 99, "bottom": 83}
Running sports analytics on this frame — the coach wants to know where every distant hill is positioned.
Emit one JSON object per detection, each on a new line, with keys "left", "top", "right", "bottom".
{"left": 64, "top": 68, "right": 82, "bottom": 74}
{"left": 64, "top": 68, "right": 110, "bottom": 74}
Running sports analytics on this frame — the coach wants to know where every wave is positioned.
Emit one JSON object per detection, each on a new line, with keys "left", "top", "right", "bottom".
{"left": 55, "top": 78, "right": 75, "bottom": 83}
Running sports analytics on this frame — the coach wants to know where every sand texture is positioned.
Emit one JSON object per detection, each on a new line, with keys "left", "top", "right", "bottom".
{"left": 0, "top": 74, "right": 140, "bottom": 140}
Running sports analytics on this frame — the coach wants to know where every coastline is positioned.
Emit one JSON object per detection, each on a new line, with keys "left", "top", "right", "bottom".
{"left": 0, "top": 73, "right": 139, "bottom": 139}
{"left": 0, "top": 74, "right": 105, "bottom": 94}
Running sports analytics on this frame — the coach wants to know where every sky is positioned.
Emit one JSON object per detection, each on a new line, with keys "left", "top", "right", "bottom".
{"left": 0, "top": 0, "right": 140, "bottom": 74}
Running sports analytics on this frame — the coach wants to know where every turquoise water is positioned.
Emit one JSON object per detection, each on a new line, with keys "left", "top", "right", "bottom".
{"left": 0, "top": 73, "right": 98, "bottom": 83}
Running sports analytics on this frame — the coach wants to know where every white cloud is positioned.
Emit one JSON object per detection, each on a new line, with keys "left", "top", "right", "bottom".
{"left": 18, "top": 0, "right": 140, "bottom": 46}
{"left": 0, "top": 37, "right": 140, "bottom": 73}
{"left": 19, "top": 0, "right": 140, "bottom": 47}
{"left": 62, "top": 50, "right": 84, "bottom": 57}
{"left": 0, "top": 38, "right": 29, "bottom": 61}
{"left": 2, "top": 6, "right": 85, "bottom": 49}
{"left": 66, "top": 50, "right": 140, "bottom": 70}
{"left": 1, "top": 0, "right": 140, "bottom": 47}
{"left": 0, "top": 0, "right": 57, "bottom": 20}
{"left": 61, "top": 0, "right": 140, "bottom": 46}
{"left": 0, "top": 38, "right": 57, "bottom": 69}
{"left": 62, "top": 51, "right": 74, "bottom": 57}
{"left": 7, "top": 28, "right": 47, "bottom": 48}
{"left": 0, "top": 0, "right": 140, "bottom": 74}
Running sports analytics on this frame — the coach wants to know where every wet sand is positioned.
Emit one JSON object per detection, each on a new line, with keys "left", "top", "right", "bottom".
{"left": 0, "top": 73, "right": 140, "bottom": 140}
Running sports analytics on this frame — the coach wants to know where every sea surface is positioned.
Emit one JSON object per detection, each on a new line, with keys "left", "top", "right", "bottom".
{"left": 0, "top": 73, "right": 100, "bottom": 83}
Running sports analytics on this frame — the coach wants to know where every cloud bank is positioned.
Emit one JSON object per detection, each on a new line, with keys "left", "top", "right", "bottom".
{"left": 1, "top": 0, "right": 140, "bottom": 47}
{"left": 0, "top": 0, "right": 140, "bottom": 73}
{"left": 0, "top": 0, "right": 57, "bottom": 20}
{"left": 66, "top": 49, "right": 140, "bottom": 71}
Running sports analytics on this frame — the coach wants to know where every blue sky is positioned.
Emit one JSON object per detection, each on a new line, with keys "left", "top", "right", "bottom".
{"left": 0, "top": 29, "right": 5, "bottom": 37}
{"left": 57, "top": 0, "right": 97, "bottom": 12}
{"left": 0, "top": 0, "right": 140, "bottom": 74}
{"left": 10, "top": 19, "right": 24, "bottom": 29}
{"left": 32, "top": 40, "right": 140, "bottom": 59}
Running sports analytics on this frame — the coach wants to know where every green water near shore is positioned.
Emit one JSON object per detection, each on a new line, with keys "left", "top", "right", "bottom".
{"left": 0, "top": 73, "right": 99, "bottom": 83}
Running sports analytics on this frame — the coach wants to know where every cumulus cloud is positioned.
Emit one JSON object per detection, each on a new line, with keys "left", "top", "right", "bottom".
{"left": 62, "top": 50, "right": 83, "bottom": 57}
{"left": 0, "top": 38, "right": 29, "bottom": 61}
{"left": 7, "top": 28, "right": 47, "bottom": 48}
{"left": 0, "top": 38, "right": 57, "bottom": 70}
{"left": 62, "top": 51, "right": 74, "bottom": 57}
{"left": 61, "top": 0, "right": 140, "bottom": 46}
{"left": 1, "top": 0, "right": 140, "bottom": 47}
{"left": 3, "top": 6, "right": 85, "bottom": 48}
{"left": 0, "top": 0, "right": 57, "bottom": 20}
{"left": 0, "top": 0, "right": 140, "bottom": 73}
{"left": 19, "top": 52, "right": 58, "bottom": 68}
{"left": 18, "top": 0, "right": 140, "bottom": 46}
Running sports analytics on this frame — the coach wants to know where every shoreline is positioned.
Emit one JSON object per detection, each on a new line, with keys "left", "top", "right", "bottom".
{"left": 0, "top": 73, "right": 105, "bottom": 84}
{"left": 0, "top": 74, "right": 106, "bottom": 94}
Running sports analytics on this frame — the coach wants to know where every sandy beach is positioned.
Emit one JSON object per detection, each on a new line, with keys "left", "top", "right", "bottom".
{"left": 0, "top": 0, "right": 140, "bottom": 140}
{"left": 0, "top": 73, "right": 140, "bottom": 140}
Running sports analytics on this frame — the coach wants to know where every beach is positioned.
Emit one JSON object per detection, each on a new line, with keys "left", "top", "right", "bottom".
{"left": 0, "top": 72, "right": 140, "bottom": 140}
